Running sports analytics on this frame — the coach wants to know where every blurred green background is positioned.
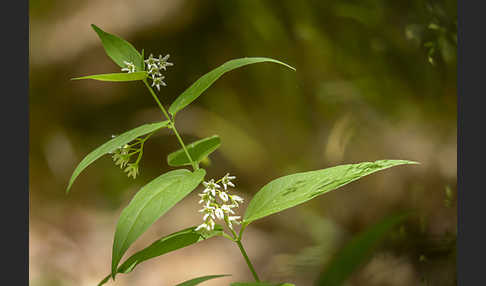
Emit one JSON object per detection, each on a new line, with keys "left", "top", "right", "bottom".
{"left": 29, "top": 0, "right": 456, "bottom": 285}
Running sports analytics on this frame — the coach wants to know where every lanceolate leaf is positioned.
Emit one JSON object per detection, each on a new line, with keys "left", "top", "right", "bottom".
{"left": 167, "top": 135, "right": 221, "bottom": 167}
{"left": 315, "top": 212, "right": 410, "bottom": 286}
{"left": 71, "top": 71, "right": 148, "bottom": 82}
{"left": 175, "top": 274, "right": 231, "bottom": 286}
{"left": 168, "top": 57, "right": 295, "bottom": 116}
{"left": 231, "top": 282, "right": 295, "bottom": 286}
{"left": 98, "top": 225, "right": 223, "bottom": 286}
{"left": 91, "top": 24, "right": 143, "bottom": 71}
{"left": 111, "top": 168, "right": 206, "bottom": 278}
{"left": 243, "top": 160, "right": 418, "bottom": 224}
{"left": 66, "top": 121, "right": 169, "bottom": 193}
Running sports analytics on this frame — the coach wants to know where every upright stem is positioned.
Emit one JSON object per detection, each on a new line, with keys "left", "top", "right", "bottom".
{"left": 236, "top": 240, "right": 261, "bottom": 282}
{"left": 142, "top": 79, "right": 198, "bottom": 171}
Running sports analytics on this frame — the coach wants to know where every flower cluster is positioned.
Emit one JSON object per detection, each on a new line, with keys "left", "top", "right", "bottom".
{"left": 120, "top": 54, "right": 173, "bottom": 91}
{"left": 111, "top": 135, "right": 150, "bottom": 179}
{"left": 196, "top": 173, "right": 244, "bottom": 232}
{"left": 145, "top": 54, "right": 173, "bottom": 91}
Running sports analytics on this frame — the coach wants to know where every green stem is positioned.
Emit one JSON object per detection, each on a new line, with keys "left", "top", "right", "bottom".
{"left": 172, "top": 121, "right": 199, "bottom": 171}
{"left": 226, "top": 219, "right": 259, "bottom": 280}
{"left": 142, "top": 79, "right": 198, "bottom": 171}
{"left": 236, "top": 239, "right": 261, "bottom": 282}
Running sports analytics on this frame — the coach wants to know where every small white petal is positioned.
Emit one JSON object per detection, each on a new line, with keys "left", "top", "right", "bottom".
{"left": 232, "top": 195, "right": 244, "bottom": 203}
{"left": 195, "top": 224, "right": 206, "bottom": 231}
{"left": 219, "top": 191, "right": 229, "bottom": 202}
{"left": 215, "top": 208, "right": 224, "bottom": 220}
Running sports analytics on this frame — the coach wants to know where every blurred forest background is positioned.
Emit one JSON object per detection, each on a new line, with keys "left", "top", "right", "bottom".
{"left": 29, "top": 0, "right": 457, "bottom": 285}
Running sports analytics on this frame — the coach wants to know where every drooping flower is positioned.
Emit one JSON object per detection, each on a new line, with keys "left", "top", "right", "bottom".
{"left": 202, "top": 179, "right": 221, "bottom": 196}
{"left": 219, "top": 191, "right": 229, "bottom": 202}
{"left": 227, "top": 216, "right": 241, "bottom": 228}
{"left": 196, "top": 173, "right": 243, "bottom": 232}
{"left": 221, "top": 173, "right": 236, "bottom": 190}
{"left": 124, "top": 163, "right": 139, "bottom": 179}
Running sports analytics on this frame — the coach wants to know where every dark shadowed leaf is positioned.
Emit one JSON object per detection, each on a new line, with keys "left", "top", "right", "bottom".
{"left": 175, "top": 274, "right": 231, "bottom": 286}
{"left": 243, "top": 160, "right": 418, "bottom": 224}
{"left": 98, "top": 225, "right": 223, "bottom": 286}
{"left": 315, "top": 212, "right": 410, "bottom": 286}
{"left": 167, "top": 135, "right": 221, "bottom": 167}
{"left": 71, "top": 72, "right": 148, "bottom": 82}
{"left": 168, "top": 57, "right": 295, "bottom": 116}
{"left": 66, "top": 121, "right": 169, "bottom": 193}
{"left": 91, "top": 24, "right": 143, "bottom": 71}
{"left": 111, "top": 168, "right": 206, "bottom": 278}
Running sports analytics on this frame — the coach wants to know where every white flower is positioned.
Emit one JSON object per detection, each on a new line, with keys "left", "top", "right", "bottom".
{"left": 144, "top": 54, "right": 159, "bottom": 69}
{"left": 215, "top": 208, "right": 224, "bottom": 220}
{"left": 231, "top": 195, "right": 244, "bottom": 206}
{"left": 198, "top": 193, "right": 211, "bottom": 204}
{"left": 221, "top": 204, "right": 235, "bottom": 214}
{"left": 219, "top": 191, "right": 229, "bottom": 202}
{"left": 151, "top": 76, "right": 166, "bottom": 91}
{"left": 121, "top": 61, "right": 136, "bottom": 73}
{"left": 148, "top": 65, "right": 162, "bottom": 77}
{"left": 202, "top": 179, "right": 221, "bottom": 196}
{"left": 203, "top": 212, "right": 215, "bottom": 221}
{"left": 207, "top": 219, "right": 215, "bottom": 230}
{"left": 199, "top": 204, "right": 215, "bottom": 213}
{"left": 196, "top": 174, "right": 244, "bottom": 231}
{"left": 221, "top": 173, "right": 236, "bottom": 190}
{"left": 195, "top": 223, "right": 209, "bottom": 231}
{"left": 227, "top": 216, "right": 241, "bottom": 228}
{"left": 158, "top": 54, "right": 174, "bottom": 70}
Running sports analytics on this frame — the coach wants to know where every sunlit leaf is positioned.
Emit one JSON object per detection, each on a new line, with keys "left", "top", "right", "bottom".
{"left": 66, "top": 121, "right": 169, "bottom": 193}
{"left": 91, "top": 24, "right": 143, "bottom": 71}
{"left": 243, "top": 160, "right": 418, "bottom": 224}
{"left": 71, "top": 72, "right": 148, "bottom": 82}
{"left": 111, "top": 168, "right": 206, "bottom": 278}
{"left": 315, "top": 212, "right": 410, "bottom": 286}
{"left": 98, "top": 225, "right": 223, "bottom": 286}
{"left": 175, "top": 274, "right": 231, "bottom": 286}
{"left": 167, "top": 135, "right": 221, "bottom": 167}
{"left": 168, "top": 57, "right": 295, "bottom": 116}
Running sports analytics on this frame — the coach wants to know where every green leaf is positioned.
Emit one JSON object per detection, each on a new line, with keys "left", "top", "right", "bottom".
{"left": 98, "top": 225, "right": 223, "bottom": 286}
{"left": 243, "top": 160, "right": 418, "bottom": 224}
{"left": 175, "top": 274, "right": 231, "bottom": 286}
{"left": 111, "top": 168, "right": 206, "bottom": 278}
{"left": 91, "top": 24, "right": 143, "bottom": 71}
{"left": 66, "top": 121, "right": 169, "bottom": 193}
{"left": 168, "top": 57, "right": 295, "bottom": 116}
{"left": 231, "top": 282, "right": 295, "bottom": 286}
{"left": 71, "top": 71, "right": 148, "bottom": 82}
{"left": 315, "top": 212, "right": 410, "bottom": 286}
{"left": 167, "top": 135, "right": 221, "bottom": 167}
